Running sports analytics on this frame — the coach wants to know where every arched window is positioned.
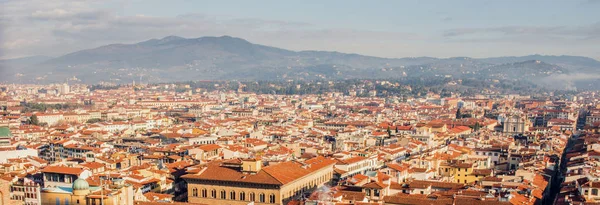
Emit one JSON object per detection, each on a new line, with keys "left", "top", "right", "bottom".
{"left": 192, "top": 188, "right": 198, "bottom": 197}
{"left": 240, "top": 192, "right": 246, "bottom": 201}
{"left": 250, "top": 193, "right": 256, "bottom": 201}
{"left": 269, "top": 194, "right": 276, "bottom": 203}
{"left": 220, "top": 190, "right": 226, "bottom": 199}
{"left": 230, "top": 191, "right": 236, "bottom": 200}
{"left": 259, "top": 193, "right": 265, "bottom": 203}
{"left": 211, "top": 189, "right": 217, "bottom": 198}
{"left": 201, "top": 189, "right": 207, "bottom": 198}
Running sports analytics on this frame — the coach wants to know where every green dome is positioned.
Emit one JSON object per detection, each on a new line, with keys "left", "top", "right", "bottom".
{"left": 72, "top": 178, "right": 89, "bottom": 190}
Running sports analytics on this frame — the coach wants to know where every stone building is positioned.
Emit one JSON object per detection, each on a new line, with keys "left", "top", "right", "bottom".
{"left": 503, "top": 114, "right": 529, "bottom": 134}
{"left": 183, "top": 157, "right": 336, "bottom": 205}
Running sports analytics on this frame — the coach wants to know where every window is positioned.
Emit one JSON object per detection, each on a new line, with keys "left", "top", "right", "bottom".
{"left": 76, "top": 200, "right": 80, "bottom": 204}
{"left": 240, "top": 192, "right": 246, "bottom": 201}
{"left": 56, "top": 198, "right": 60, "bottom": 205}
{"left": 192, "top": 188, "right": 198, "bottom": 197}
{"left": 230, "top": 191, "right": 236, "bottom": 200}
{"left": 365, "top": 189, "right": 371, "bottom": 196}
{"left": 201, "top": 189, "right": 207, "bottom": 198}
{"left": 269, "top": 194, "right": 276, "bottom": 203}
{"left": 374, "top": 189, "right": 380, "bottom": 197}
{"left": 211, "top": 189, "right": 217, "bottom": 198}
{"left": 259, "top": 193, "right": 265, "bottom": 203}
{"left": 593, "top": 189, "right": 599, "bottom": 196}
{"left": 220, "top": 190, "right": 226, "bottom": 199}
{"left": 65, "top": 199, "right": 69, "bottom": 205}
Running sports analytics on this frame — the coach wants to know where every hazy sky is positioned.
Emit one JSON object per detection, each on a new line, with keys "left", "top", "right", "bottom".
{"left": 1, "top": 0, "right": 600, "bottom": 59}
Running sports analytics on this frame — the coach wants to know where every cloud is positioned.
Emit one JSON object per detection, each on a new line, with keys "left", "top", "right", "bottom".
{"left": 0, "top": 0, "right": 426, "bottom": 59}
{"left": 1, "top": 0, "right": 599, "bottom": 60}
{"left": 443, "top": 23, "right": 600, "bottom": 40}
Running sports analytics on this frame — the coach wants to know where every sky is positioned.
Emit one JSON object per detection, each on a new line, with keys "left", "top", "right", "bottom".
{"left": 1, "top": 0, "right": 600, "bottom": 60}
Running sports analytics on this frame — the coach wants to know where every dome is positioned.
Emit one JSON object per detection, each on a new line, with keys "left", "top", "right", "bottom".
{"left": 72, "top": 178, "right": 89, "bottom": 190}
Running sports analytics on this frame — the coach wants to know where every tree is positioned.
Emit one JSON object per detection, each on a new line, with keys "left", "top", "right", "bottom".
{"left": 29, "top": 115, "right": 39, "bottom": 125}
{"left": 455, "top": 108, "right": 462, "bottom": 119}
{"left": 387, "top": 126, "right": 392, "bottom": 137}
{"left": 86, "top": 118, "right": 103, "bottom": 123}
{"left": 474, "top": 122, "right": 481, "bottom": 131}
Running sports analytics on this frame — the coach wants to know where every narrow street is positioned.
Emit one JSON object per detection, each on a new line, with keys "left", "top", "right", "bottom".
{"left": 548, "top": 134, "right": 577, "bottom": 204}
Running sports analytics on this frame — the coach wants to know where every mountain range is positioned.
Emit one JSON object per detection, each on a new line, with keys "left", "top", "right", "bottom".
{"left": 1, "top": 35, "right": 600, "bottom": 90}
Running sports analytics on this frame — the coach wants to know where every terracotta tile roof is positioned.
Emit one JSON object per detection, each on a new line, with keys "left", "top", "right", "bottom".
{"left": 336, "top": 156, "right": 366, "bottom": 165}
{"left": 184, "top": 156, "right": 335, "bottom": 186}
{"left": 134, "top": 202, "right": 208, "bottom": 205}
{"left": 362, "top": 181, "right": 388, "bottom": 189}
{"left": 80, "top": 162, "right": 105, "bottom": 170}
{"left": 454, "top": 197, "right": 511, "bottom": 205}
{"left": 408, "top": 180, "right": 466, "bottom": 189}
{"left": 41, "top": 166, "right": 85, "bottom": 175}
{"left": 198, "top": 144, "right": 221, "bottom": 152}
{"left": 383, "top": 193, "right": 453, "bottom": 205}
{"left": 182, "top": 162, "right": 282, "bottom": 185}
{"left": 143, "top": 192, "right": 173, "bottom": 202}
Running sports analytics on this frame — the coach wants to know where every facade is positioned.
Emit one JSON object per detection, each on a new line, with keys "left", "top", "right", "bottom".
{"left": 503, "top": 114, "right": 528, "bottom": 134}
{"left": 10, "top": 178, "right": 42, "bottom": 205}
{"left": 184, "top": 157, "right": 336, "bottom": 205}
{"left": 41, "top": 178, "right": 134, "bottom": 205}
{"left": 41, "top": 166, "right": 92, "bottom": 188}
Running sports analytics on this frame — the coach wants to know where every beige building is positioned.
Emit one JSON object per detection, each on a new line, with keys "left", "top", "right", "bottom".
{"left": 183, "top": 156, "right": 336, "bottom": 205}
{"left": 40, "top": 178, "right": 134, "bottom": 205}
{"left": 503, "top": 114, "right": 529, "bottom": 134}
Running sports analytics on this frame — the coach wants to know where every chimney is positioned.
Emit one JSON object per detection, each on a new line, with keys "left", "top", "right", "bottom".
{"left": 242, "top": 158, "right": 262, "bottom": 173}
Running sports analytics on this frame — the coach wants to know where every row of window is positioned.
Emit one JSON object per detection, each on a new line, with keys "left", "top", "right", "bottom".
{"left": 192, "top": 188, "right": 276, "bottom": 203}
{"left": 584, "top": 188, "right": 599, "bottom": 196}
{"left": 11, "top": 186, "right": 38, "bottom": 193}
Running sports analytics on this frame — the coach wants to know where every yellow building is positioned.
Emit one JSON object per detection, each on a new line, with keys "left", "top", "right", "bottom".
{"left": 438, "top": 162, "right": 493, "bottom": 184}
{"left": 41, "top": 178, "right": 134, "bottom": 205}
{"left": 183, "top": 156, "right": 336, "bottom": 205}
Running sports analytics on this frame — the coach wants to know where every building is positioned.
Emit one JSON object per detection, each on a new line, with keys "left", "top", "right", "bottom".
{"left": 183, "top": 157, "right": 336, "bottom": 205}
{"left": 41, "top": 166, "right": 92, "bottom": 188}
{"left": 10, "top": 178, "right": 41, "bottom": 205}
{"left": 503, "top": 114, "right": 528, "bottom": 134}
{"left": 41, "top": 177, "right": 134, "bottom": 205}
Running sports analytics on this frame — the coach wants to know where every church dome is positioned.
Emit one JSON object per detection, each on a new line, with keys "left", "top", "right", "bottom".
{"left": 72, "top": 178, "right": 89, "bottom": 190}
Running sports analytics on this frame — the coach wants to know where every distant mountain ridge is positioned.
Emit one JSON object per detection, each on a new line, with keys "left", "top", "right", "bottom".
{"left": 2, "top": 35, "right": 599, "bottom": 89}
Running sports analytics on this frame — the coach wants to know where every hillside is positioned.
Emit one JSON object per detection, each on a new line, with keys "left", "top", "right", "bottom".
{"left": 2, "top": 35, "right": 599, "bottom": 89}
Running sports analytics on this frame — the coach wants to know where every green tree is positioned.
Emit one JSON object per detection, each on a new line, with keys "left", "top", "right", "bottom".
{"left": 86, "top": 118, "right": 103, "bottom": 123}
{"left": 29, "top": 115, "right": 39, "bottom": 125}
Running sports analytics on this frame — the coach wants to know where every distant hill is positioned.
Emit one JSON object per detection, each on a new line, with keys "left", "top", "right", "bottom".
{"left": 2, "top": 35, "right": 600, "bottom": 89}
{"left": 0, "top": 55, "right": 53, "bottom": 70}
